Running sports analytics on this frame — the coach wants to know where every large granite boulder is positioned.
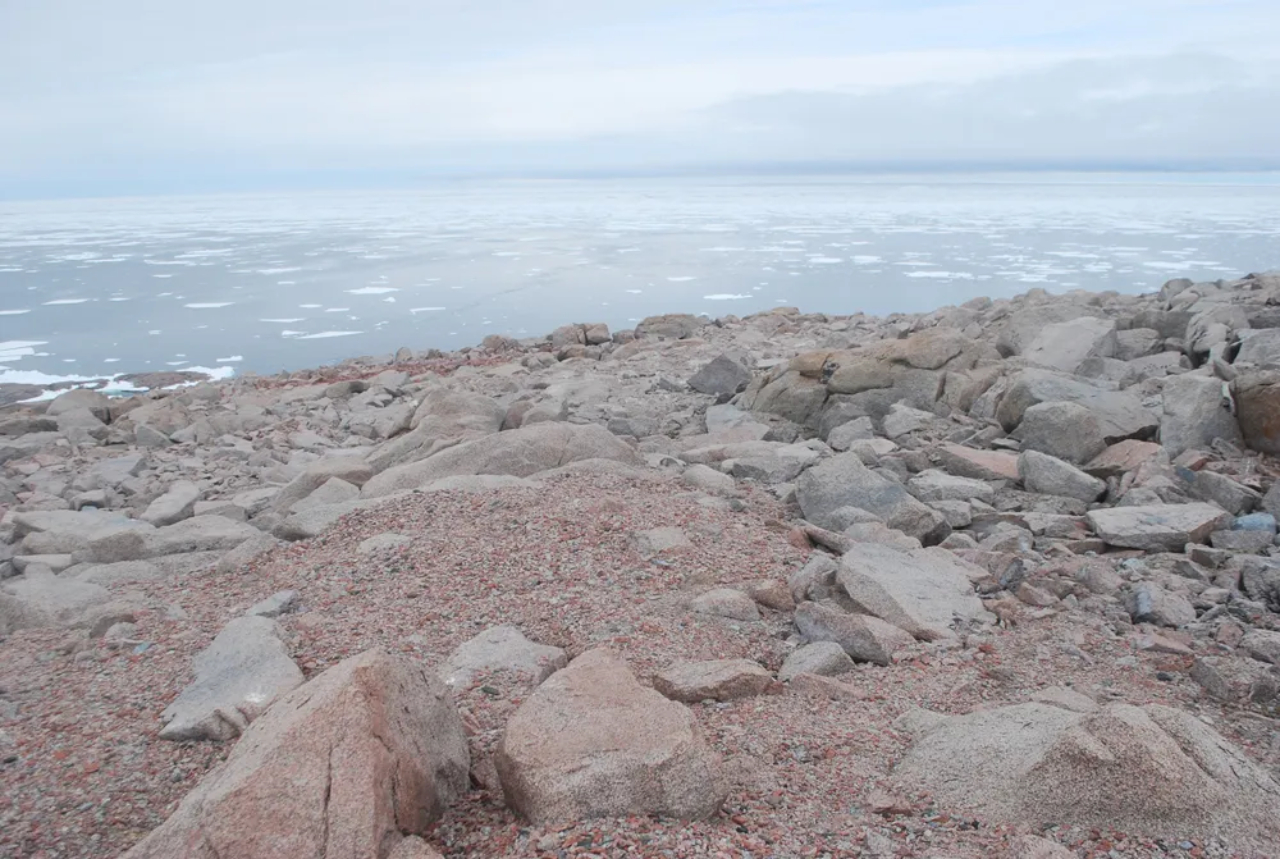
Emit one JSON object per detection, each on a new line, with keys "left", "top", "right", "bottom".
{"left": 835, "top": 543, "right": 992, "bottom": 640}
{"left": 1020, "top": 317, "right": 1117, "bottom": 373}
{"left": 159, "top": 615, "right": 304, "bottom": 742}
{"left": 796, "top": 453, "right": 950, "bottom": 544}
{"left": 895, "top": 702, "right": 1280, "bottom": 848}
{"left": 1086, "top": 503, "right": 1232, "bottom": 552}
{"left": 1160, "top": 374, "right": 1241, "bottom": 457}
{"left": 362, "top": 422, "right": 639, "bottom": 498}
{"left": 495, "top": 649, "right": 726, "bottom": 823}
{"left": 1233, "top": 370, "right": 1280, "bottom": 454}
{"left": 995, "top": 369, "right": 1158, "bottom": 442}
{"left": 123, "top": 650, "right": 469, "bottom": 859}
{"left": 740, "top": 328, "right": 998, "bottom": 430}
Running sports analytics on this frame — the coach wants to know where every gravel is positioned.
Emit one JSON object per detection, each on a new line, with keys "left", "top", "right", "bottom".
{"left": 1, "top": 471, "right": 1273, "bottom": 859}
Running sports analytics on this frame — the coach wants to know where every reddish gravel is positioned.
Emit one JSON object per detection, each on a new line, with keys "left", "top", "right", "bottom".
{"left": 2, "top": 472, "right": 1276, "bottom": 859}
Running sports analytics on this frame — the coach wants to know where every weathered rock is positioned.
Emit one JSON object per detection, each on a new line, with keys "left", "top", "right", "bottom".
{"left": 357, "top": 532, "right": 412, "bottom": 555}
{"left": 1084, "top": 439, "right": 1165, "bottom": 479}
{"left": 141, "top": 480, "right": 201, "bottom": 526}
{"left": 271, "top": 456, "right": 374, "bottom": 513}
{"left": 1021, "top": 316, "right": 1117, "bottom": 372}
{"left": 797, "top": 453, "right": 949, "bottom": 544}
{"left": 1233, "top": 369, "right": 1280, "bottom": 454}
{"left": 0, "top": 570, "right": 112, "bottom": 633}
{"left": 1007, "top": 835, "right": 1078, "bottom": 859}
{"left": 46, "top": 388, "right": 112, "bottom": 423}
{"left": 246, "top": 590, "right": 300, "bottom": 619}
{"left": 214, "top": 534, "right": 283, "bottom": 575}
{"left": 1185, "top": 469, "right": 1259, "bottom": 516}
{"left": 881, "top": 403, "right": 940, "bottom": 439}
{"left": 778, "top": 641, "right": 854, "bottom": 682}
{"left": 1237, "top": 557, "right": 1280, "bottom": 611}
{"left": 13, "top": 508, "right": 151, "bottom": 556}
{"left": 1086, "top": 503, "right": 1232, "bottom": 552}
{"left": 793, "top": 601, "right": 914, "bottom": 665}
{"left": 1190, "top": 656, "right": 1279, "bottom": 706}
{"left": 687, "top": 353, "right": 752, "bottom": 396}
{"left": 636, "top": 313, "right": 702, "bottom": 340}
{"left": 1018, "top": 450, "right": 1106, "bottom": 502}
{"left": 441, "top": 625, "right": 568, "bottom": 690}
{"left": 906, "top": 470, "right": 994, "bottom": 504}
{"left": 1017, "top": 401, "right": 1107, "bottom": 464}
{"left": 935, "top": 443, "right": 1020, "bottom": 482}
{"left": 681, "top": 464, "right": 737, "bottom": 495}
{"left": 636, "top": 526, "right": 693, "bottom": 555}
{"left": 835, "top": 543, "right": 992, "bottom": 640}
{"left": 1160, "top": 374, "right": 1242, "bottom": 457}
{"left": 895, "top": 702, "right": 1280, "bottom": 847}
{"left": 652, "top": 659, "right": 773, "bottom": 703}
{"left": 1126, "top": 582, "right": 1197, "bottom": 628}
{"left": 89, "top": 515, "right": 260, "bottom": 562}
{"left": 362, "top": 422, "right": 638, "bottom": 498}
{"left": 1241, "top": 629, "right": 1280, "bottom": 665}
{"left": 290, "top": 476, "right": 361, "bottom": 513}
{"left": 495, "top": 649, "right": 726, "bottom": 823}
{"left": 124, "top": 649, "right": 469, "bottom": 859}
{"left": 996, "top": 369, "right": 1158, "bottom": 442}
{"left": 159, "top": 615, "right": 304, "bottom": 742}
{"left": 690, "top": 588, "right": 760, "bottom": 621}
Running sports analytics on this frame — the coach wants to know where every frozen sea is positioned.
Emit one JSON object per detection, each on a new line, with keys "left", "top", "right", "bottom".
{"left": 2, "top": 172, "right": 1280, "bottom": 391}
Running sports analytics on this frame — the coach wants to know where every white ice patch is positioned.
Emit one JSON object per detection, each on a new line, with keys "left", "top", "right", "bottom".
{"left": 346, "top": 287, "right": 399, "bottom": 295}
{"left": 294, "top": 330, "right": 362, "bottom": 340}
{"left": 906, "top": 271, "right": 976, "bottom": 280}
{"left": 216, "top": 355, "right": 243, "bottom": 363}
{"left": 43, "top": 298, "right": 90, "bottom": 305}
{"left": 409, "top": 307, "right": 446, "bottom": 314}
{"left": 299, "top": 304, "right": 323, "bottom": 309}
{"left": 324, "top": 307, "right": 350, "bottom": 313}
{"left": 260, "top": 318, "right": 305, "bottom": 323}
{"left": 0, "top": 340, "right": 48, "bottom": 363}
{"left": 0, "top": 309, "right": 30, "bottom": 315}
{"left": 667, "top": 276, "right": 697, "bottom": 282}
{"left": 184, "top": 302, "right": 233, "bottom": 309}
{"left": 704, "top": 293, "right": 751, "bottom": 300}
{"left": 808, "top": 256, "right": 843, "bottom": 264}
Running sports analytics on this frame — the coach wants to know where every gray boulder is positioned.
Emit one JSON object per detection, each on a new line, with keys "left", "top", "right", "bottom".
{"left": 895, "top": 702, "right": 1280, "bottom": 847}
{"left": 793, "top": 601, "right": 914, "bottom": 665}
{"left": 141, "top": 480, "right": 201, "bottom": 526}
{"left": 1086, "top": 503, "right": 1232, "bottom": 551}
{"left": 441, "top": 625, "right": 568, "bottom": 690}
{"left": 1018, "top": 450, "right": 1106, "bottom": 502}
{"left": 687, "top": 353, "right": 752, "bottom": 396}
{"left": 1159, "top": 374, "right": 1241, "bottom": 457}
{"left": 835, "top": 543, "right": 992, "bottom": 640}
{"left": 996, "top": 369, "right": 1158, "bottom": 442}
{"left": 1018, "top": 401, "right": 1107, "bottom": 464}
{"left": 361, "top": 423, "right": 639, "bottom": 498}
{"left": 159, "top": 615, "right": 304, "bottom": 741}
{"left": 796, "top": 453, "right": 950, "bottom": 544}
{"left": 778, "top": 641, "right": 855, "bottom": 682}
{"left": 1021, "top": 317, "right": 1117, "bottom": 372}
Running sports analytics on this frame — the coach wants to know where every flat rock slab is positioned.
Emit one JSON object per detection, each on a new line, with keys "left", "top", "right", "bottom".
{"left": 895, "top": 702, "right": 1280, "bottom": 847}
{"left": 778, "top": 641, "right": 855, "bottom": 682}
{"left": 1086, "top": 503, "right": 1232, "bottom": 552}
{"left": 0, "top": 570, "right": 112, "bottom": 633}
{"left": 141, "top": 480, "right": 200, "bottom": 526}
{"left": 159, "top": 615, "right": 304, "bottom": 741}
{"left": 651, "top": 659, "right": 773, "bottom": 703}
{"left": 89, "top": 516, "right": 260, "bottom": 563}
{"left": 124, "top": 650, "right": 469, "bottom": 859}
{"left": 362, "top": 422, "right": 639, "bottom": 498}
{"left": 935, "top": 444, "right": 1020, "bottom": 482}
{"left": 495, "top": 648, "right": 726, "bottom": 824}
{"left": 836, "top": 543, "right": 993, "bottom": 640}
{"left": 441, "top": 625, "right": 568, "bottom": 690}
{"left": 793, "top": 601, "right": 914, "bottom": 665}
{"left": 796, "top": 452, "right": 949, "bottom": 544}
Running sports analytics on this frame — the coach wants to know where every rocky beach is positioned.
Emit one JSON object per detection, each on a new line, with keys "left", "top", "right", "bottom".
{"left": 5, "top": 271, "right": 1280, "bottom": 859}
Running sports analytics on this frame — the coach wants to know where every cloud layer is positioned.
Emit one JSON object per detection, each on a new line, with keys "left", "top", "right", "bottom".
{"left": 3, "top": 1, "right": 1279, "bottom": 195}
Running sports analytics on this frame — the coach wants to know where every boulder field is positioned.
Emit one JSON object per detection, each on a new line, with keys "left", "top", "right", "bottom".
{"left": 3, "top": 275, "right": 1280, "bottom": 857}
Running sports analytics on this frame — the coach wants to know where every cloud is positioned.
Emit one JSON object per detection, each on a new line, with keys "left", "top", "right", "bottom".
{"left": 2, "top": 1, "right": 1280, "bottom": 194}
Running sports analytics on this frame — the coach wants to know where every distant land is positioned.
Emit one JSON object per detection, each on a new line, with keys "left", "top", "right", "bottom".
{"left": 3, "top": 160, "right": 1280, "bottom": 202}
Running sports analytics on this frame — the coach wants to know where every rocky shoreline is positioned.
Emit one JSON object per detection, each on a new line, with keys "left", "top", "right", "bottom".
{"left": 4, "top": 272, "right": 1280, "bottom": 858}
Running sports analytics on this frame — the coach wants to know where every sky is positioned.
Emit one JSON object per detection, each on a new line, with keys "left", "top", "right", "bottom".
{"left": 2, "top": 0, "right": 1280, "bottom": 196}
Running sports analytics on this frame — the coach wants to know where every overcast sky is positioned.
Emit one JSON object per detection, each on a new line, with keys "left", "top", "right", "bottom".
{"left": 3, "top": 0, "right": 1279, "bottom": 196}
